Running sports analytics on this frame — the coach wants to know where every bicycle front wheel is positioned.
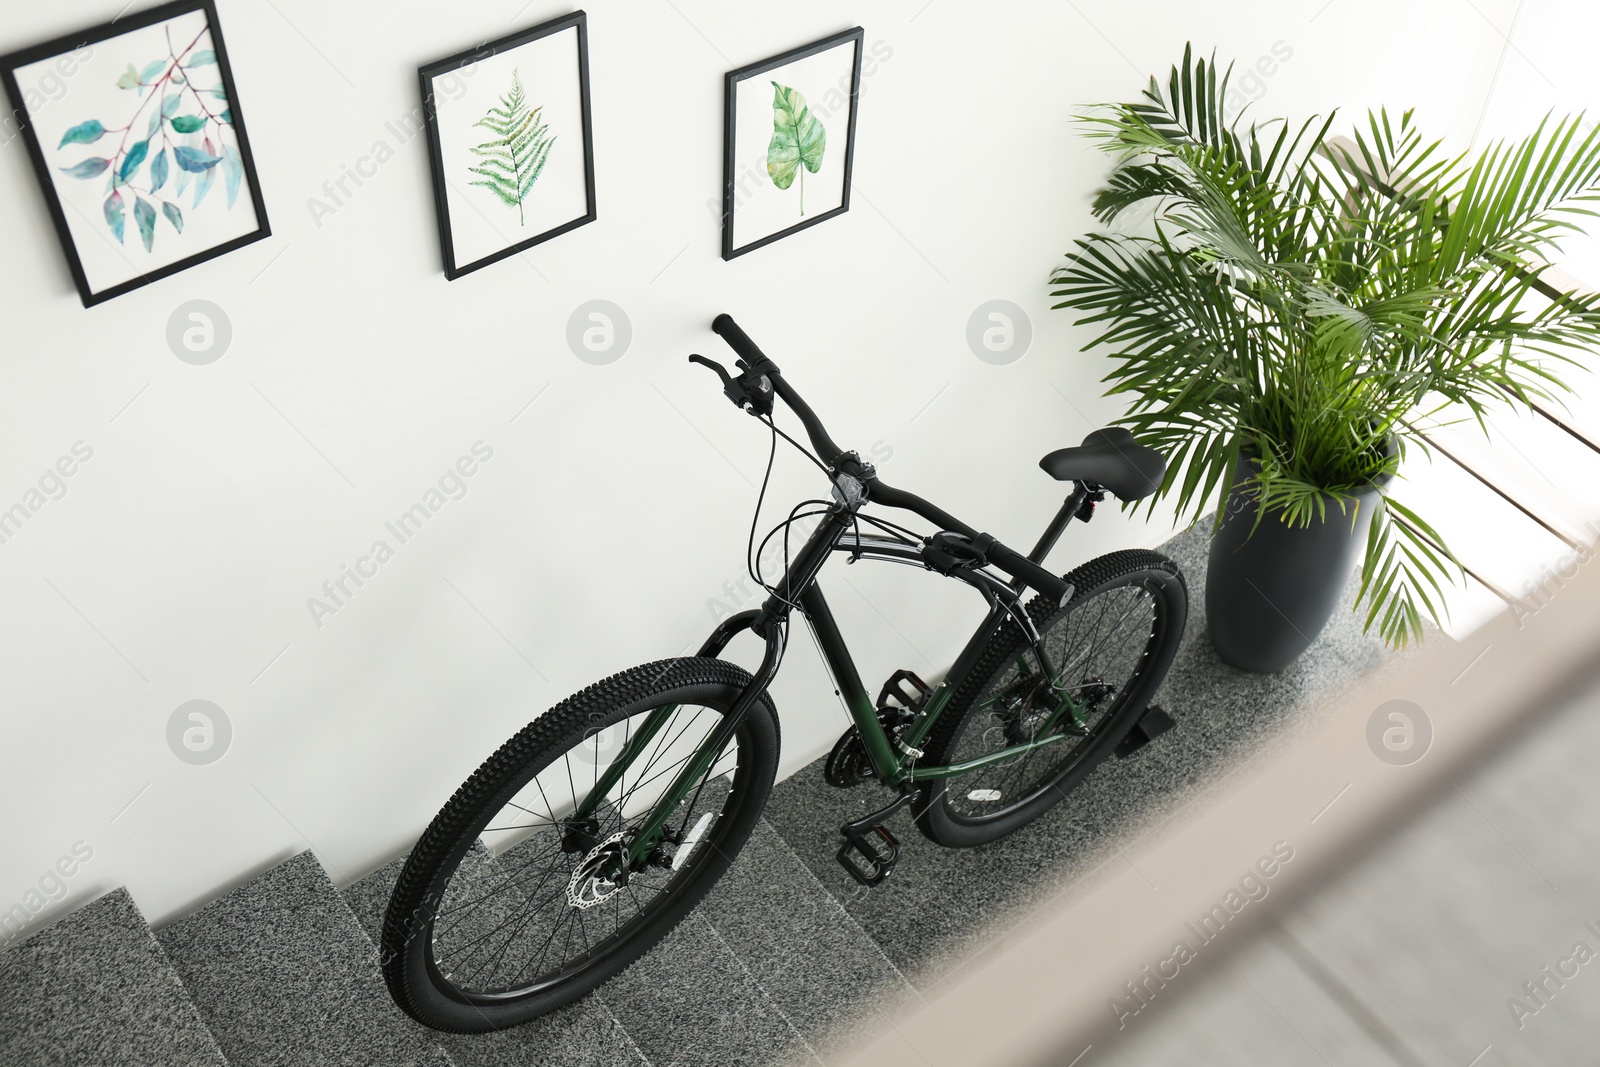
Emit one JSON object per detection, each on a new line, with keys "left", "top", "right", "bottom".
{"left": 382, "top": 657, "right": 779, "bottom": 1032}
{"left": 916, "top": 549, "right": 1187, "bottom": 847}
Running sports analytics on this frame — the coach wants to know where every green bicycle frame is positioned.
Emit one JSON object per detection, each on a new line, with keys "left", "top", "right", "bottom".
{"left": 599, "top": 485, "right": 1095, "bottom": 868}
{"left": 789, "top": 571, "right": 1090, "bottom": 787}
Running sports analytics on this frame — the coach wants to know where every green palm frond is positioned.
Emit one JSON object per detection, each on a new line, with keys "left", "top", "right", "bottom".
{"left": 468, "top": 69, "right": 557, "bottom": 226}
{"left": 1053, "top": 43, "right": 1600, "bottom": 647}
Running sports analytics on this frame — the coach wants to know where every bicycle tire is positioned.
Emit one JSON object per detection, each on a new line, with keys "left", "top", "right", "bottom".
{"left": 915, "top": 549, "right": 1186, "bottom": 847}
{"left": 381, "top": 657, "right": 779, "bottom": 1032}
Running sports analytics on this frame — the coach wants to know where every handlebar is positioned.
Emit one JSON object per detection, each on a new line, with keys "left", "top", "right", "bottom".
{"left": 712, "top": 314, "right": 846, "bottom": 464}
{"left": 710, "top": 314, "right": 773, "bottom": 371}
{"left": 869, "top": 481, "right": 1071, "bottom": 603}
{"left": 702, "top": 314, "right": 1071, "bottom": 605}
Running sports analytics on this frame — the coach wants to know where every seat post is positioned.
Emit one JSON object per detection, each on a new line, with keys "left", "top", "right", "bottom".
{"left": 1023, "top": 482, "right": 1091, "bottom": 570}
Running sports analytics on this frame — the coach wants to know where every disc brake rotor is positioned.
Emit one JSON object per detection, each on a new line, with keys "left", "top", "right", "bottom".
{"left": 566, "top": 831, "right": 628, "bottom": 910}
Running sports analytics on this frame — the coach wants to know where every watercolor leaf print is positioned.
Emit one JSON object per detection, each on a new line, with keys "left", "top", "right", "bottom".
{"left": 133, "top": 196, "right": 157, "bottom": 251}
{"left": 173, "top": 144, "right": 221, "bottom": 172}
{"left": 104, "top": 190, "right": 124, "bottom": 242}
{"left": 193, "top": 137, "right": 220, "bottom": 209}
{"left": 58, "top": 120, "right": 105, "bottom": 148}
{"left": 468, "top": 69, "right": 556, "bottom": 226}
{"left": 60, "top": 157, "right": 111, "bottom": 179}
{"left": 767, "top": 82, "right": 826, "bottom": 216}
{"left": 150, "top": 145, "right": 169, "bottom": 192}
{"left": 223, "top": 145, "right": 243, "bottom": 208}
{"left": 54, "top": 22, "right": 242, "bottom": 251}
{"left": 120, "top": 139, "right": 149, "bottom": 180}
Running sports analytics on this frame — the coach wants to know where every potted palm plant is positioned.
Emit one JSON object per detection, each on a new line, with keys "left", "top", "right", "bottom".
{"left": 1051, "top": 47, "right": 1600, "bottom": 670}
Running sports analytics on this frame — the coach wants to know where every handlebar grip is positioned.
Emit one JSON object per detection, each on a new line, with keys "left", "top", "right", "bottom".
{"left": 712, "top": 314, "right": 780, "bottom": 373}
{"left": 985, "top": 541, "right": 1072, "bottom": 605}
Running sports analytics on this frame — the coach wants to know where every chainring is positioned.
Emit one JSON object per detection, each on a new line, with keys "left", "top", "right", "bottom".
{"left": 824, "top": 728, "right": 875, "bottom": 788}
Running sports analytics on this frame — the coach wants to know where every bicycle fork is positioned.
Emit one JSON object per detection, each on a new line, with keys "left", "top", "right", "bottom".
{"left": 603, "top": 509, "right": 852, "bottom": 872}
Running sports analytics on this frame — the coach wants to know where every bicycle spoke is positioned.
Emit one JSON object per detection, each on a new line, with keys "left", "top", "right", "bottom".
{"left": 420, "top": 696, "right": 753, "bottom": 997}
{"left": 945, "top": 582, "right": 1159, "bottom": 820}
{"left": 431, "top": 839, "right": 565, "bottom": 941}
{"left": 441, "top": 869, "right": 562, "bottom": 970}
{"left": 615, "top": 708, "right": 707, "bottom": 815}
{"left": 618, "top": 744, "right": 736, "bottom": 813}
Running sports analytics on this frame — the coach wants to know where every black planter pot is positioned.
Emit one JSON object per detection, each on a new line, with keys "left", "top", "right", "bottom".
{"left": 1205, "top": 452, "right": 1392, "bottom": 673}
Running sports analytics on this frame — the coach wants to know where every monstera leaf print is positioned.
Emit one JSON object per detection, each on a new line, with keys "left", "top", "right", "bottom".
{"left": 468, "top": 69, "right": 557, "bottom": 226}
{"left": 766, "top": 82, "right": 826, "bottom": 215}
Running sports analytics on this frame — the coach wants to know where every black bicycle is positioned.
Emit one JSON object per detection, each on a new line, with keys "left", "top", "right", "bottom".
{"left": 383, "top": 315, "right": 1188, "bottom": 1031}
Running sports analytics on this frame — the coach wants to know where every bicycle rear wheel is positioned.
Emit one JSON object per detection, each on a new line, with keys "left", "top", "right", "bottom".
{"left": 915, "top": 549, "right": 1186, "bottom": 847}
{"left": 382, "top": 657, "right": 779, "bottom": 1031}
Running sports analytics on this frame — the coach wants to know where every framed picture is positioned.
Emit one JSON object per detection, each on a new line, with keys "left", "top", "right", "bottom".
{"left": 0, "top": 0, "right": 269, "bottom": 308}
{"left": 420, "top": 11, "right": 596, "bottom": 280}
{"left": 722, "top": 27, "right": 863, "bottom": 260}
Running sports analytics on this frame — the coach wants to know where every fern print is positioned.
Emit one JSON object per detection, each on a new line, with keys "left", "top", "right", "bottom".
{"left": 468, "top": 69, "right": 556, "bottom": 226}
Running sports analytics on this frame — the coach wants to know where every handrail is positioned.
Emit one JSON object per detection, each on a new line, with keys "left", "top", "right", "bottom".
{"left": 1406, "top": 426, "right": 1586, "bottom": 550}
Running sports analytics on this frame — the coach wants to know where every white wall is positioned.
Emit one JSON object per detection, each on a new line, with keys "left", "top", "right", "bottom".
{"left": 0, "top": 0, "right": 1520, "bottom": 931}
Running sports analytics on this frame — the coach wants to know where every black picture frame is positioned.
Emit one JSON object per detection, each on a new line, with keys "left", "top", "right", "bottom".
{"left": 722, "top": 27, "right": 863, "bottom": 261}
{"left": 0, "top": 0, "right": 270, "bottom": 308}
{"left": 418, "top": 11, "right": 597, "bottom": 281}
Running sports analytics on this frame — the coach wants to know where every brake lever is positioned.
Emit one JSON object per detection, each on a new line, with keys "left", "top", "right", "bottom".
{"left": 689, "top": 353, "right": 749, "bottom": 410}
{"left": 688, "top": 354, "right": 734, "bottom": 388}
{"left": 687, "top": 355, "right": 774, "bottom": 417}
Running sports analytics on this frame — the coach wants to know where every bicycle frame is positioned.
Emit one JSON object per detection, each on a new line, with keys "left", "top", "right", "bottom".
{"left": 611, "top": 481, "right": 1096, "bottom": 867}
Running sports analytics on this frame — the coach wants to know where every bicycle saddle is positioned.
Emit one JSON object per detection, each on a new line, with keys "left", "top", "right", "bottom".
{"left": 1039, "top": 428, "right": 1166, "bottom": 501}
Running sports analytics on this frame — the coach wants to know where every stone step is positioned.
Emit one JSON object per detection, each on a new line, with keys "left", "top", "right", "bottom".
{"left": 342, "top": 846, "right": 646, "bottom": 1067}
{"left": 155, "top": 851, "right": 457, "bottom": 1067}
{"left": 692, "top": 819, "right": 917, "bottom": 1060}
{"left": 0, "top": 887, "right": 229, "bottom": 1067}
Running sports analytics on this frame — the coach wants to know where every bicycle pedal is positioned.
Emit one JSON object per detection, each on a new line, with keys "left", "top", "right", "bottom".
{"left": 834, "top": 793, "right": 914, "bottom": 887}
{"left": 837, "top": 825, "right": 900, "bottom": 887}
{"left": 876, "top": 669, "right": 934, "bottom": 714}
{"left": 1115, "top": 704, "right": 1176, "bottom": 759}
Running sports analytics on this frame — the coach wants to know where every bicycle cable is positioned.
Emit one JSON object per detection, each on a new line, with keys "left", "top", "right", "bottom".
{"left": 741, "top": 412, "right": 837, "bottom": 622}
{"left": 760, "top": 412, "right": 831, "bottom": 477}
{"left": 752, "top": 503, "right": 833, "bottom": 592}
{"left": 852, "top": 510, "right": 924, "bottom": 546}
{"left": 778, "top": 499, "right": 823, "bottom": 608}
{"left": 744, "top": 416, "right": 782, "bottom": 598}
{"left": 743, "top": 404, "right": 929, "bottom": 625}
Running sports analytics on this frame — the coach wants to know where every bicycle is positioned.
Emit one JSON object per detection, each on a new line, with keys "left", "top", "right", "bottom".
{"left": 382, "top": 314, "right": 1188, "bottom": 1032}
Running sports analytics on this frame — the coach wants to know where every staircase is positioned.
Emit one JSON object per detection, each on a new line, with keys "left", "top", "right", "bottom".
{"left": 0, "top": 524, "right": 1396, "bottom": 1066}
